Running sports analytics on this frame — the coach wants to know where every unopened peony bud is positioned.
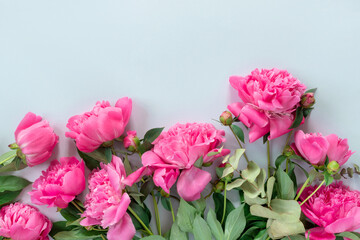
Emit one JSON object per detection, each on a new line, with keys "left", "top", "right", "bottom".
{"left": 327, "top": 161, "right": 340, "bottom": 174}
{"left": 219, "top": 111, "right": 233, "bottom": 126}
{"left": 301, "top": 93, "right": 315, "bottom": 108}
{"left": 213, "top": 181, "right": 225, "bottom": 193}
{"left": 283, "top": 146, "right": 295, "bottom": 157}
{"left": 224, "top": 172, "right": 234, "bottom": 182}
{"left": 123, "top": 131, "right": 140, "bottom": 152}
{"left": 8, "top": 143, "right": 19, "bottom": 150}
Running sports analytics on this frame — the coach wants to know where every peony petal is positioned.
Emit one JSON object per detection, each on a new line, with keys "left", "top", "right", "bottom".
{"left": 325, "top": 207, "right": 360, "bottom": 233}
{"left": 142, "top": 151, "right": 172, "bottom": 168}
{"left": 177, "top": 166, "right": 212, "bottom": 201}
{"left": 107, "top": 213, "right": 135, "bottom": 240}
{"left": 115, "top": 97, "right": 132, "bottom": 126}
{"left": 102, "top": 193, "right": 131, "bottom": 228}
{"left": 305, "top": 227, "right": 336, "bottom": 240}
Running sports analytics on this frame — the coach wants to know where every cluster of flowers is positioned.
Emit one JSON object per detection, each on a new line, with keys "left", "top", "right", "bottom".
{"left": 0, "top": 68, "right": 359, "bottom": 240}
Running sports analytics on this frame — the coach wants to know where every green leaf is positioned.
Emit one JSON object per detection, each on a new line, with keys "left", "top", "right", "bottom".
{"left": 275, "top": 167, "right": 295, "bottom": 200}
{"left": 60, "top": 203, "right": 82, "bottom": 222}
{"left": 78, "top": 148, "right": 108, "bottom": 164}
{"left": 191, "top": 197, "right": 206, "bottom": 215}
{"left": 275, "top": 155, "right": 287, "bottom": 168}
{"left": 193, "top": 214, "right": 212, "bottom": 240}
{"left": 292, "top": 162, "right": 309, "bottom": 178}
{"left": 0, "top": 158, "right": 27, "bottom": 173}
{"left": 224, "top": 204, "right": 246, "bottom": 240}
{"left": 194, "top": 156, "right": 204, "bottom": 168}
{"left": 221, "top": 149, "right": 245, "bottom": 178}
{"left": 289, "top": 107, "right": 304, "bottom": 129}
{"left": 213, "top": 192, "right": 235, "bottom": 224}
{"left": 177, "top": 198, "right": 197, "bottom": 232}
{"left": 239, "top": 226, "right": 260, "bottom": 240}
{"left": 231, "top": 125, "right": 245, "bottom": 143}
{"left": 263, "top": 132, "right": 270, "bottom": 144}
{"left": 128, "top": 201, "right": 151, "bottom": 230}
{"left": 281, "top": 235, "right": 307, "bottom": 240}
{"left": 267, "top": 176, "right": 276, "bottom": 207}
{"left": 337, "top": 232, "right": 360, "bottom": 240}
{"left": 0, "top": 190, "right": 21, "bottom": 205}
{"left": 170, "top": 221, "right": 188, "bottom": 240}
{"left": 144, "top": 127, "right": 165, "bottom": 143}
{"left": 142, "top": 236, "right": 167, "bottom": 240}
{"left": 324, "top": 171, "right": 334, "bottom": 186}
{"left": 253, "top": 229, "right": 268, "bottom": 240}
{"left": 161, "top": 196, "right": 171, "bottom": 211}
{"left": 206, "top": 209, "right": 224, "bottom": 240}
{"left": 303, "top": 108, "right": 314, "bottom": 118}
{"left": 53, "top": 227, "right": 103, "bottom": 240}
{"left": 226, "top": 178, "right": 246, "bottom": 191}
{"left": 77, "top": 149, "right": 100, "bottom": 170}
{"left": 49, "top": 221, "right": 77, "bottom": 238}
{"left": 242, "top": 161, "right": 261, "bottom": 182}
{"left": 104, "top": 147, "right": 112, "bottom": 163}
{"left": 305, "top": 88, "right": 317, "bottom": 93}
{"left": 0, "top": 175, "right": 31, "bottom": 192}
{"left": 0, "top": 150, "right": 17, "bottom": 166}
{"left": 140, "top": 179, "right": 155, "bottom": 202}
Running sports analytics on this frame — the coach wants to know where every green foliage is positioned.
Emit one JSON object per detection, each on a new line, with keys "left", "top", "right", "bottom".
{"left": 0, "top": 175, "right": 31, "bottom": 206}
{"left": 77, "top": 149, "right": 100, "bottom": 170}
{"left": 275, "top": 167, "right": 295, "bottom": 200}
{"left": 193, "top": 214, "right": 212, "bottom": 240}
{"left": 128, "top": 201, "right": 152, "bottom": 231}
{"left": 206, "top": 209, "right": 224, "bottom": 240}
{"left": 224, "top": 204, "right": 246, "bottom": 240}
{"left": 213, "top": 193, "right": 235, "bottom": 224}
{"left": 53, "top": 227, "right": 103, "bottom": 240}
{"left": 289, "top": 107, "right": 304, "bottom": 129}
{"left": 231, "top": 124, "right": 245, "bottom": 143}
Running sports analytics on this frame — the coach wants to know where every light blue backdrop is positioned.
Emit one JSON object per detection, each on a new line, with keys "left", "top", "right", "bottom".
{"left": 0, "top": 0, "right": 359, "bottom": 233}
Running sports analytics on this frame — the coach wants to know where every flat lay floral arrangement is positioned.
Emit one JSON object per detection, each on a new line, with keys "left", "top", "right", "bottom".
{"left": 0, "top": 68, "right": 359, "bottom": 240}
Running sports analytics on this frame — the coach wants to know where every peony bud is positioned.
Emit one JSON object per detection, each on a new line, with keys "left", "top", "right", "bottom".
{"left": 219, "top": 111, "right": 233, "bottom": 126}
{"left": 327, "top": 161, "right": 340, "bottom": 174}
{"left": 123, "top": 131, "right": 140, "bottom": 152}
{"left": 8, "top": 143, "right": 19, "bottom": 150}
{"left": 301, "top": 92, "right": 315, "bottom": 108}
{"left": 224, "top": 172, "right": 234, "bottom": 182}
{"left": 213, "top": 181, "right": 225, "bottom": 193}
{"left": 283, "top": 145, "right": 295, "bottom": 157}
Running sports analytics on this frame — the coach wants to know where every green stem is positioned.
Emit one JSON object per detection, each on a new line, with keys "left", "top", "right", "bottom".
{"left": 267, "top": 141, "right": 271, "bottom": 177}
{"left": 100, "top": 234, "right": 106, "bottom": 240}
{"left": 283, "top": 130, "right": 294, "bottom": 152}
{"left": 300, "top": 180, "right": 325, "bottom": 206}
{"left": 71, "top": 201, "right": 83, "bottom": 213}
{"left": 0, "top": 151, "right": 17, "bottom": 165}
{"left": 151, "top": 191, "right": 161, "bottom": 235}
{"left": 286, "top": 158, "right": 289, "bottom": 173}
{"left": 295, "top": 177, "right": 310, "bottom": 201}
{"left": 266, "top": 236, "right": 271, "bottom": 240}
{"left": 169, "top": 198, "right": 175, "bottom": 223}
{"left": 229, "top": 126, "right": 250, "bottom": 163}
{"left": 128, "top": 206, "right": 153, "bottom": 235}
{"left": 220, "top": 180, "right": 228, "bottom": 225}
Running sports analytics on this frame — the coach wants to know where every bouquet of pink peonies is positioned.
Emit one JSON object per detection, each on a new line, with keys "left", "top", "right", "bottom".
{"left": 0, "top": 68, "right": 359, "bottom": 240}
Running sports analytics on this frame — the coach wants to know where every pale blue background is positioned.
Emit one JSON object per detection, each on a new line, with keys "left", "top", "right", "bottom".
{"left": 0, "top": 0, "right": 359, "bottom": 235}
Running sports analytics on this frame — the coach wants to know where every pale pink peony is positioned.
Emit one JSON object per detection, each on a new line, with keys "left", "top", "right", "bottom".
{"left": 300, "top": 182, "right": 360, "bottom": 240}
{"left": 29, "top": 157, "right": 85, "bottom": 209}
{"left": 80, "top": 155, "right": 141, "bottom": 240}
{"left": 15, "top": 112, "right": 58, "bottom": 167}
{"left": 66, "top": 97, "right": 132, "bottom": 152}
{"left": 292, "top": 130, "right": 354, "bottom": 166}
{"left": 139, "top": 122, "right": 230, "bottom": 201}
{"left": 228, "top": 68, "right": 306, "bottom": 143}
{"left": 0, "top": 202, "right": 52, "bottom": 240}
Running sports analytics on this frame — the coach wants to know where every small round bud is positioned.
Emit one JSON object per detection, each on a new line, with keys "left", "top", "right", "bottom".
{"left": 327, "top": 161, "right": 340, "bottom": 174}
{"left": 224, "top": 172, "right": 234, "bottom": 182}
{"left": 203, "top": 162, "right": 213, "bottom": 167}
{"left": 213, "top": 181, "right": 225, "bottom": 193}
{"left": 283, "top": 146, "right": 295, "bottom": 157}
{"left": 301, "top": 93, "right": 315, "bottom": 108}
{"left": 160, "top": 189, "right": 170, "bottom": 198}
{"left": 219, "top": 111, "right": 233, "bottom": 126}
{"left": 124, "top": 131, "right": 140, "bottom": 152}
{"left": 8, "top": 143, "right": 19, "bottom": 150}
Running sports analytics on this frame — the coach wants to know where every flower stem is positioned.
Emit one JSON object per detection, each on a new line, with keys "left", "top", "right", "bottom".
{"left": 229, "top": 126, "right": 249, "bottom": 163}
{"left": 299, "top": 180, "right": 325, "bottom": 206}
{"left": 128, "top": 206, "right": 153, "bottom": 235}
{"left": 294, "top": 177, "right": 310, "bottom": 201}
{"left": 151, "top": 191, "right": 161, "bottom": 235}
{"left": 0, "top": 151, "right": 17, "bottom": 165}
{"left": 267, "top": 141, "right": 271, "bottom": 177}
{"left": 283, "top": 130, "right": 294, "bottom": 152}
{"left": 71, "top": 200, "right": 83, "bottom": 213}
{"left": 169, "top": 198, "right": 175, "bottom": 223}
{"left": 220, "top": 180, "right": 228, "bottom": 225}
{"left": 100, "top": 234, "right": 106, "bottom": 240}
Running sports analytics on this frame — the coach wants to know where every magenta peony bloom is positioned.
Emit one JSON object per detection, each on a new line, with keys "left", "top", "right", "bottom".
{"left": 139, "top": 122, "right": 230, "bottom": 201}
{"left": 299, "top": 182, "right": 360, "bottom": 240}
{"left": 80, "top": 155, "right": 140, "bottom": 240}
{"left": 66, "top": 97, "right": 132, "bottom": 152}
{"left": 292, "top": 130, "right": 354, "bottom": 166}
{"left": 29, "top": 157, "right": 85, "bottom": 209}
{"left": 0, "top": 202, "right": 52, "bottom": 240}
{"left": 228, "top": 68, "right": 306, "bottom": 143}
{"left": 14, "top": 112, "right": 58, "bottom": 167}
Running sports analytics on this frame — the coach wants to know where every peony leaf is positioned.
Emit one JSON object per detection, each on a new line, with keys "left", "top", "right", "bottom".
{"left": 53, "top": 227, "right": 103, "bottom": 240}
{"left": 275, "top": 155, "right": 287, "bottom": 168}
{"left": 206, "top": 209, "right": 224, "bottom": 240}
{"left": 191, "top": 197, "right": 206, "bottom": 214}
{"left": 224, "top": 204, "right": 246, "bottom": 240}
{"left": 170, "top": 221, "right": 188, "bottom": 240}
{"left": 49, "top": 221, "right": 76, "bottom": 239}
{"left": 281, "top": 235, "right": 306, "bottom": 240}
{"left": 305, "top": 88, "right": 317, "bottom": 93}
{"left": 144, "top": 127, "right": 165, "bottom": 143}
{"left": 289, "top": 107, "right": 303, "bottom": 129}
{"left": 142, "top": 236, "right": 167, "bottom": 240}
{"left": 213, "top": 193, "right": 235, "bottom": 224}
{"left": 0, "top": 190, "right": 21, "bottom": 206}
{"left": 253, "top": 229, "right": 268, "bottom": 240}
{"left": 0, "top": 175, "right": 31, "bottom": 192}
{"left": 337, "top": 232, "right": 360, "bottom": 240}
{"left": 177, "top": 198, "right": 197, "bottom": 233}
{"left": 77, "top": 149, "right": 100, "bottom": 170}
{"left": 231, "top": 125, "right": 245, "bottom": 143}
{"left": 128, "top": 202, "right": 151, "bottom": 230}
{"left": 193, "top": 214, "right": 212, "bottom": 240}
{"left": 275, "top": 167, "right": 295, "bottom": 200}
{"left": 0, "top": 150, "right": 17, "bottom": 166}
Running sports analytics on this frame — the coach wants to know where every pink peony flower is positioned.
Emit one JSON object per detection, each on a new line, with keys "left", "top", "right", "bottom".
{"left": 29, "top": 157, "right": 85, "bottom": 209}
{"left": 123, "top": 130, "right": 140, "bottom": 151}
{"left": 139, "top": 122, "right": 230, "bottom": 201}
{"left": 299, "top": 182, "right": 360, "bottom": 240}
{"left": 228, "top": 68, "right": 306, "bottom": 143}
{"left": 0, "top": 202, "right": 52, "bottom": 240}
{"left": 14, "top": 112, "right": 58, "bottom": 167}
{"left": 292, "top": 130, "right": 354, "bottom": 166}
{"left": 80, "top": 155, "right": 141, "bottom": 240}
{"left": 66, "top": 97, "right": 132, "bottom": 152}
